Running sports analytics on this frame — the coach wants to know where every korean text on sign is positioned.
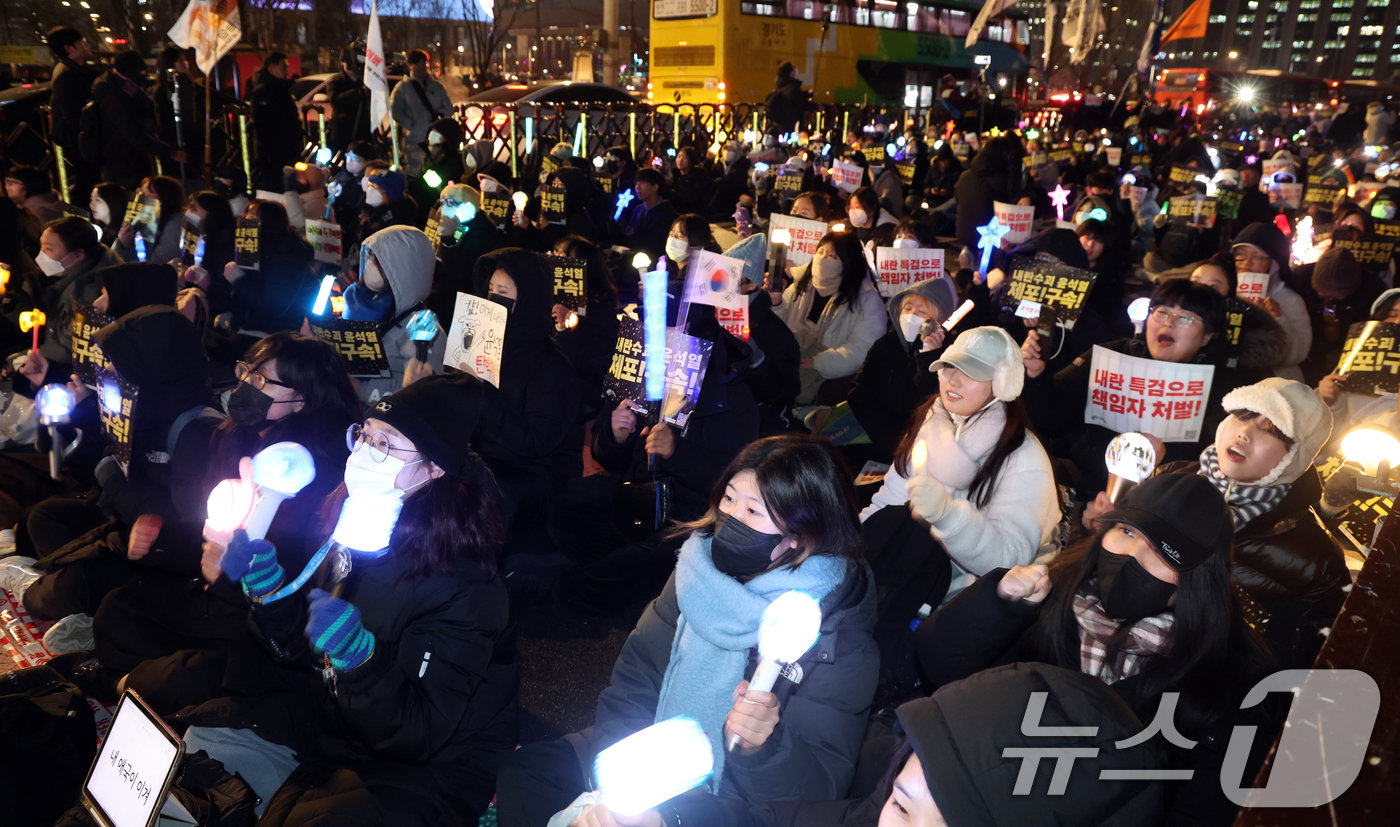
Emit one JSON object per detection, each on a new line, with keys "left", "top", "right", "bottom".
{"left": 309, "top": 317, "right": 391, "bottom": 378}
{"left": 71, "top": 300, "right": 114, "bottom": 387}
{"left": 874, "top": 247, "right": 945, "bottom": 298}
{"left": 1084, "top": 346, "right": 1216, "bottom": 442}
{"left": 234, "top": 218, "right": 260, "bottom": 270}
{"left": 1004, "top": 256, "right": 1097, "bottom": 330}
{"left": 547, "top": 255, "right": 588, "bottom": 311}
{"left": 660, "top": 330, "right": 714, "bottom": 428}
{"left": 768, "top": 213, "right": 829, "bottom": 267}
{"left": 832, "top": 159, "right": 864, "bottom": 194}
{"left": 1336, "top": 321, "right": 1400, "bottom": 395}
{"left": 993, "top": 201, "right": 1034, "bottom": 245}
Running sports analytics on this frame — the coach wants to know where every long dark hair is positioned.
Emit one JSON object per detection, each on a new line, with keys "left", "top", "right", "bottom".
{"left": 675, "top": 434, "right": 862, "bottom": 573}
{"left": 1019, "top": 532, "right": 1268, "bottom": 737}
{"left": 388, "top": 461, "right": 506, "bottom": 579}
{"left": 191, "top": 191, "right": 235, "bottom": 243}
{"left": 795, "top": 230, "right": 866, "bottom": 310}
{"left": 142, "top": 175, "right": 185, "bottom": 232}
{"left": 554, "top": 233, "right": 619, "bottom": 311}
{"left": 892, "top": 395, "right": 1033, "bottom": 509}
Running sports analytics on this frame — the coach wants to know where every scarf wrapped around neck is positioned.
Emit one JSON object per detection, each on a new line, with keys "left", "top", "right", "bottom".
{"left": 654, "top": 533, "right": 848, "bottom": 792}
{"left": 1072, "top": 590, "right": 1174, "bottom": 684}
{"left": 1198, "top": 445, "right": 1290, "bottom": 529}
{"left": 914, "top": 397, "right": 1007, "bottom": 492}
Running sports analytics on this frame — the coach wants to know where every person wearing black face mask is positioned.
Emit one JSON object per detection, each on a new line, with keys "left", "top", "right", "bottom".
{"left": 913, "top": 473, "right": 1283, "bottom": 827}
{"left": 496, "top": 436, "right": 878, "bottom": 826}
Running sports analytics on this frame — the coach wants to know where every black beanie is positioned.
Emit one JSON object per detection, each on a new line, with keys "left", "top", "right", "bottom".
{"left": 1311, "top": 247, "right": 1362, "bottom": 296}
{"left": 480, "top": 161, "right": 514, "bottom": 187}
{"left": 370, "top": 373, "right": 485, "bottom": 479}
{"left": 1101, "top": 474, "right": 1233, "bottom": 571}
{"left": 99, "top": 263, "right": 179, "bottom": 319}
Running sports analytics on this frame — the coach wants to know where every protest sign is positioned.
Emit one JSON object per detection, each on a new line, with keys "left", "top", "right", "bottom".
{"left": 1215, "top": 188, "right": 1242, "bottom": 220}
{"left": 1305, "top": 174, "right": 1344, "bottom": 206}
{"left": 1004, "top": 256, "right": 1096, "bottom": 329}
{"left": 1336, "top": 321, "right": 1400, "bottom": 395}
{"left": 1168, "top": 165, "right": 1201, "bottom": 185}
{"left": 854, "top": 461, "right": 890, "bottom": 486}
{"left": 445, "top": 292, "right": 508, "bottom": 387}
{"left": 424, "top": 207, "right": 443, "bottom": 250}
{"left": 861, "top": 146, "right": 886, "bottom": 165}
{"left": 993, "top": 201, "right": 1035, "bottom": 245}
{"left": 541, "top": 189, "right": 567, "bottom": 224}
{"left": 768, "top": 214, "right": 828, "bottom": 266}
{"left": 1023, "top": 151, "right": 1049, "bottom": 168}
{"left": 1129, "top": 152, "right": 1153, "bottom": 167}
{"left": 815, "top": 400, "right": 871, "bottom": 445}
{"left": 659, "top": 330, "right": 713, "bottom": 428}
{"left": 1273, "top": 183, "right": 1303, "bottom": 209}
{"left": 896, "top": 162, "right": 915, "bottom": 185}
{"left": 123, "top": 194, "right": 159, "bottom": 232}
{"left": 776, "top": 168, "right": 804, "bottom": 195}
{"left": 832, "top": 159, "right": 864, "bottom": 193}
{"left": 480, "top": 191, "right": 511, "bottom": 228}
{"left": 1048, "top": 148, "right": 1074, "bottom": 164}
{"left": 233, "top": 218, "right": 260, "bottom": 270}
{"left": 179, "top": 221, "right": 202, "bottom": 267}
{"left": 604, "top": 316, "right": 647, "bottom": 403}
{"left": 1084, "top": 346, "right": 1216, "bottom": 442}
{"left": 305, "top": 219, "right": 343, "bottom": 265}
{"left": 1105, "top": 147, "right": 1122, "bottom": 166}
{"left": 1261, "top": 158, "right": 1293, "bottom": 187}
{"left": 548, "top": 255, "right": 588, "bottom": 311}
{"left": 1330, "top": 226, "right": 1399, "bottom": 268}
{"left": 953, "top": 142, "right": 971, "bottom": 160}
{"left": 541, "top": 154, "right": 559, "bottom": 176}
{"left": 96, "top": 364, "right": 138, "bottom": 465}
{"left": 1220, "top": 299, "right": 1249, "bottom": 368}
{"left": 1236, "top": 271, "right": 1270, "bottom": 302}
{"left": 595, "top": 172, "right": 614, "bottom": 194}
{"left": 71, "top": 300, "right": 113, "bottom": 387}
{"left": 1167, "top": 195, "right": 1217, "bottom": 227}
{"left": 308, "top": 316, "right": 391, "bottom": 378}
{"left": 874, "top": 247, "right": 944, "bottom": 298}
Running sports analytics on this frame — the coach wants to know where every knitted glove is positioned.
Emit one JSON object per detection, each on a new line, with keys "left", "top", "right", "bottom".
{"left": 907, "top": 476, "right": 953, "bottom": 526}
{"left": 221, "top": 529, "right": 285, "bottom": 599}
{"left": 306, "top": 588, "right": 375, "bottom": 671}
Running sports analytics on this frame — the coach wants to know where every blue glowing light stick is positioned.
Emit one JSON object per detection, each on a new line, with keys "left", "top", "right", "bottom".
{"left": 976, "top": 216, "right": 1010, "bottom": 275}
{"left": 312, "top": 275, "right": 335, "bottom": 316}
{"left": 614, "top": 187, "right": 635, "bottom": 221}
{"left": 406, "top": 309, "right": 439, "bottom": 361}
{"left": 642, "top": 268, "right": 668, "bottom": 404}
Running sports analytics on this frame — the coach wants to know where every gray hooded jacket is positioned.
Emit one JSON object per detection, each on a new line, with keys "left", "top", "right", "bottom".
{"left": 357, "top": 225, "right": 447, "bottom": 407}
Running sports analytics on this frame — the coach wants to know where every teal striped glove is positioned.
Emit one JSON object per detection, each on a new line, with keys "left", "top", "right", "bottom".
{"left": 222, "top": 530, "right": 285, "bottom": 599}
{"left": 305, "top": 588, "right": 375, "bottom": 671}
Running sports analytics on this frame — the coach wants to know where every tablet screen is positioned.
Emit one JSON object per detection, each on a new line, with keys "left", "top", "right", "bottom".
{"left": 84, "top": 692, "right": 182, "bottom": 827}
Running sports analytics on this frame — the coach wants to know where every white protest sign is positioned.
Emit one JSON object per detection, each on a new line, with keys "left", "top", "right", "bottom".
{"left": 874, "top": 247, "right": 944, "bottom": 298}
{"left": 1353, "top": 181, "right": 1386, "bottom": 203}
{"left": 1106, "top": 147, "right": 1123, "bottom": 166}
{"left": 1275, "top": 183, "right": 1303, "bottom": 209}
{"left": 768, "top": 213, "right": 828, "bottom": 267}
{"left": 832, "top": 159, "right": 864, "bottom": 194}
{"left": 1084, "top": 346, "right": 1216, "bottom": 442}
{"left": 1236, "top": 271, "right": 1270, "bottom": 302}
{"left": 305, "top": 219, "right": 342, "bottom": 264}
{"left": 993, "top": 200, "right": 1035, "bottom": 245}
{"left": 685, "top": 249, "right": 749, "bottom": 339}
{"left": 445, "top": 292, "right": 507, "bottom": 387}
{"left": 1261, "top": 158, "right": 1293, "bottom": 189}
{"left": 85, "top": 695, "right": 184, "bottom": 827}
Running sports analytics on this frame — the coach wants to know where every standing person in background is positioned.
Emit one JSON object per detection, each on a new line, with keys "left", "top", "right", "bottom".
{"left": 46, "top": 27, "right": 100, "bottom": 200}
{"left": 248, "top": 52, "right": 304, "bottom": 192}
{"left": 154, "top": 46, "right": 206, "bottom": 192}
{"left": 390, "top": 49, "right": 452, "bottom": 176}
{"left": 764, "top": 61, "right": 810, "bottom": 137}
{"left": 89, "top": 50, "right": 188, "bottom": 190}
{"left": 326, "top": 43, "right": 372, "bottom": 153}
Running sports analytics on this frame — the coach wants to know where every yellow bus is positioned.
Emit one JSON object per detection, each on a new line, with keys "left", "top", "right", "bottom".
{"left": 648, "top": 0, "right": 1031, "bottom": 108}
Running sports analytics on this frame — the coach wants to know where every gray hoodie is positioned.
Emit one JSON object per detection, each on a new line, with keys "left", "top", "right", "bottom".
{"left": 357, "top": 225, "right": 447, "bottom": 407}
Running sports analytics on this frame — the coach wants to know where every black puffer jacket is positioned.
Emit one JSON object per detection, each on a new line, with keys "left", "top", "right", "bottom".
{"left": 229, "top": 231, "right": 319, "bottom": 334}
{"left": 1156, "top": 461, "right": 1349, "bottom": 666}
{"left": 564, "top": 552, "right": 879, "bottom": 804}
{"left": 90, "top": 70, "right": 180, "bottom": 189}
{"left": 248, "top": 68, "right": 304, "bottom": 171}
{"left": 661, "top": 663, "right": 1165, "bottom": 827}
{"left": 954, "top": 137, "right": 1022, "bottom": 252}
{"left": 175, "top": 549, "right": 519, "bottom": 823}
{"left": 470, "top": 249, "right": 582, "bottom": 507}
{"left": 325, "top": 71, "right": 371, "bottom": 152}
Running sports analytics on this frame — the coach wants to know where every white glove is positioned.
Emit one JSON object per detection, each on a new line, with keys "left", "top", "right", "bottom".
{"left": 907, "top": 475, "right": 953, "bottom": 526}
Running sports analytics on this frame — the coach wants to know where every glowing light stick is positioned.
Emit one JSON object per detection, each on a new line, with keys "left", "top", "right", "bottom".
{"left": 512, "top": 191, "right": 528, "bottom": 214}
{"left": 0, "top": 262, "right": 10, "bottom": 295}
{"left": 632, "top": 251, "right": 652, "bottom": 272}
{"left": 331, "top": 489, "right": 404, "bottom": 554}
{"left": 36, "top": 384, "right": 80, "bottom": 480}
{"left": 1127, "top": 297, "right": 1151, "bottom": 335}
{"left": 1292, "top": 215, "right": 1325, "bottom": 265}
{"left": 423, "top": 169, "right": 442, "bottom": 188}
{"left": 642, "top": 267, "right": 668, "bottom": 472}
{"left": 911, "top": 439, "right": 929, "bottom": 473}
{"left": 726, "top": 589, "right": 822, "bottom": 752}
{"left": 244, "top": 442, "right": 317, "bottom": 541}
{"left": 942, "top": 299, "right": 974, "bottom": 331}
{"left": 205, "top": 476, "right": 256, "bottom": 542}
{"left": 1049, "top": 185, "right": 1071, "bottom": 221}
{"left": 312, "top": 275, "right": 335, "bottom": 316}
{"left": 596, "top": 717, "right": 714, "bottom": 817}
{"left": 1104, "top": 432, "right": 1158, "bottom": 504}
{"left": 976, "top": 216, "right": 1010, "bottom": 275}
{"left": 19, "top": 310, "right": 45, "bottom": 352}
{"left": 1340, "top": 425, "right": 1400, "bottom": 477}
{"left": 315, "top": 146, "right": 332, "bottom": 165}
{"left": 405, "top": 309, "right": 439, "bottom": 361}
{"left": 194, "top": 236, "right": 206, "bottom": 266}
{"left": 614, "top": 187, "right": 636, "bottom": 221}
{"left": 135, "top": 235, "right": 147, "bottom": 262}
{"left": 593, "top": 156, "right": 604, "bottom": 169}
{"left": 454, "top": 202, "right": 477, "bottom": 223}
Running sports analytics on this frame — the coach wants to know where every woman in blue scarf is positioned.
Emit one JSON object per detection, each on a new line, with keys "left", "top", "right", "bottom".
{"left": 495, "top": 434, "right": 878, "bottom": 827}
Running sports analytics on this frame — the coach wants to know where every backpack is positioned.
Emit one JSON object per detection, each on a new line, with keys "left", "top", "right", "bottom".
{"left": 0, "top": 665, "right": 97, "bottom": 827}
{"left": 78, "top": 98, "right": 103, "bottom": 167}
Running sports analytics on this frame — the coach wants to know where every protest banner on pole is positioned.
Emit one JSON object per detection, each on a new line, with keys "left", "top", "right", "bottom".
{"left": 993, "top": 201, "right": 1034, "bottom": 244}
{"left": 1084, "top": 346, "right": 1216, "bottom": 441}
{"left": 445, "top": 292, "right": 507, "bottom": 387}
{"left": 874, "top": 247, "right": 944, "bottom": 298}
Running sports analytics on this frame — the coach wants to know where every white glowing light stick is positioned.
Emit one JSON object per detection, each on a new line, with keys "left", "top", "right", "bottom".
{"left": 1104, "top": 432, "right": 1158, "bottom": 504}
{"left": 245, "top": 442, "right": 317, "bottom": 540}
{"left": 596, "top": 716, "right": 714, "bottom": 817}
{"left": 1127, "top": 297, "right": 1151, "bottom": 335}
{"left": 726, "top": 589, "right": 823, "bottom": 752}
{"left": 942, "top": 299, "right": 974, "bottom": 331}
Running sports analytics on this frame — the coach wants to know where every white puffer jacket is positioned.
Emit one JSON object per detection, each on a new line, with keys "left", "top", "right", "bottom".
{"left": 773, "top": 268, "right": 887, "bottom": 380}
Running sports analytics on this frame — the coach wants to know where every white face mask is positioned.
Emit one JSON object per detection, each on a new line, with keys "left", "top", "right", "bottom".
{"left": 478, "top": 177, "right": 499, "bottom": 194}
{"left": 347, "top": 156, "right": 365, "bottom": 175}
{"left": 811, "top": 256, "right": 843, "bottom": 296}
{"left": 899, "top": 313, "right": 927, "bottom": 342}
{"left": 92, "top": 200, "right": 111, "bottom": 225}
{"left": 847, "top": 208, "right": 870, "bottom": 228}
{"left": 465, "top": 154, "right": 478, "bottom": 170}
{"left": 725, "top": 150, "right": 739, "bottom": 164}
{"left": 665, "top": 236, "right": 691, "bottom": 262}
{"left": 893, "top": 237, "right": 919, "bottom": 249}
{"left": 185, "top": 210, "right": 202, "bottom": 229}
{"left": 332, "top": 443, "right": 428, "bottom": 554}
{"left": 365, "top": 187, "right": 385, "bottom": 207}
{"left": 36, "top": 251, "right": 67, "bottom": 277}
{"left": 763, "top": 135, "right": 775, "bottom": 148}
{"left": 428, "top": 132, "right": 444, "bottom": 147}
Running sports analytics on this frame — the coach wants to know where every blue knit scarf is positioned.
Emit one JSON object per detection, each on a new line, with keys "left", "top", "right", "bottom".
{"left": 654, "top": 533, "right": 847, "bottom": 791}
{"left": 1198, "top": 445, "right": 1290, "bottom": 529}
